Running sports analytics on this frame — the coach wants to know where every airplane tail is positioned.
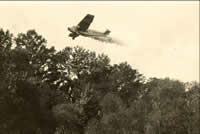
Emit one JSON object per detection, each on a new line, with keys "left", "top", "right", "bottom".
{"left": 104, "top": 29, "right": 111, "bottom": 35}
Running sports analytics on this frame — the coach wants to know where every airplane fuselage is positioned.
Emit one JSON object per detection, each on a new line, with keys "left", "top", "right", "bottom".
{"left": 68, "top": 26, "right": 109, "bottom": 39}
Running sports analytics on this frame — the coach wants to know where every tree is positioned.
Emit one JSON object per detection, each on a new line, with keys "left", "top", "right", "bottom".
{"left": 141, "top": 78, "right": 189, "bottom": 134}
{"left": 0, "top": 29, "right": 57, "bottom": 134}
{"left": 110, "top": 62, "right": 144, "bottom": 106}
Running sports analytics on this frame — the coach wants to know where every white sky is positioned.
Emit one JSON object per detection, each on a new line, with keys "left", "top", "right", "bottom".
{"left": 0, "top": 1, "right": 199, "bottom": 82}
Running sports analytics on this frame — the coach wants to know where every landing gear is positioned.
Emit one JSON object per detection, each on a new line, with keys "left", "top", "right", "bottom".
{"left": 69, "top": 33, "right": 78, "bottom": 40}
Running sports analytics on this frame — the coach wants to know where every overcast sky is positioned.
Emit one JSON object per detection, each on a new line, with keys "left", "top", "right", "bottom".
{"left": 0, "top": 1, "right": 199, "bottom": 82}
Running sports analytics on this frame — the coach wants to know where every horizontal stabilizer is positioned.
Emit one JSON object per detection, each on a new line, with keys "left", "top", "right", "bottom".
{"left": 104, "top": 29, "right": 111, "bottom": 35}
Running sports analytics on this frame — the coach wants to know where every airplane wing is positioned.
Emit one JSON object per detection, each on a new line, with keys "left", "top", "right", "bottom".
{"left": 78, "top": 14, "right": 94, "bottom": 31}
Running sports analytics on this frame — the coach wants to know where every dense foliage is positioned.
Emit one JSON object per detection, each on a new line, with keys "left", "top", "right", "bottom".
{"left": 0, "top": 28, "right": 199, "bottom": 134}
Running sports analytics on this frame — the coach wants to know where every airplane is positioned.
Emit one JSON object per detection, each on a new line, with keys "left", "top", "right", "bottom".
{"left": 68, "top": 14, "right": 111, "bottom": 40}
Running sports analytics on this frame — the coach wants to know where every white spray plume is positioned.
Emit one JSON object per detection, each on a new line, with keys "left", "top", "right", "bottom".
{"left": 88, "top": 35, "right": 126, "bottom": 46}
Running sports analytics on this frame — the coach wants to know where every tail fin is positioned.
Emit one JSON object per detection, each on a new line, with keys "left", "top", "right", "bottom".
{"left": 104, "top": 29, "right": 111, "bottom": 35}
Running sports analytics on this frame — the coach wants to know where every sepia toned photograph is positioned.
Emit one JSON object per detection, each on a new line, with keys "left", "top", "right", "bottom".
{"left": 0, "top": 1, "right": 199, "bottom": 134}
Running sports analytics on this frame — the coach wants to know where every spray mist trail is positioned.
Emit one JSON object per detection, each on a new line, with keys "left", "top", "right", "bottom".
{"left": 88, "top": 36, "right": 125, "bottom": 46}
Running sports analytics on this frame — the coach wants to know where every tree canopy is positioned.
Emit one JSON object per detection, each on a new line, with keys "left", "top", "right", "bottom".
{"left": 0, "top": 28, "right": 199, "bottom": 134}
